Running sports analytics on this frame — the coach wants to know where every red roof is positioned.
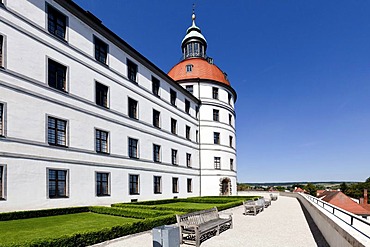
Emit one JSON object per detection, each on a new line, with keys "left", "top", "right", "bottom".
{"left": 319, "top": 191, "right": 370, "bottom": 216}
{"left": 293, "top": 187, "right": 305, "bottom": 193}
{"left": 168, "top": 58, "right": 230, "bottom": 86}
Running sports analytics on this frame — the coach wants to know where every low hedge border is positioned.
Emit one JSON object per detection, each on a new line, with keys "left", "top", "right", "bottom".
{"left": 5, "top": 214, "right": 176, "bottom": 247}
{"left": 89, "top": 206, "right": 175, "bottom": 219}
{"left": 0, "top": 207, "right": 89, "bottom": 222}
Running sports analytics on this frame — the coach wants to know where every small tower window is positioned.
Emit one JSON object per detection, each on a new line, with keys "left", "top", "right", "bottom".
{"left": 186, "top": 64, "right": 193, "bottom": 72}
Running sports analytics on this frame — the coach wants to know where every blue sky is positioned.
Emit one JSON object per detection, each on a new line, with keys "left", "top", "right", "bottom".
{"left": 73, "top": 0, "right": 370, "bottom": 183}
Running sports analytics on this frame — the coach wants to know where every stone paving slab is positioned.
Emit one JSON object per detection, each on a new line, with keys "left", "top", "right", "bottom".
{"left": 92, "top": 196, "right": 324, "bottom": 247}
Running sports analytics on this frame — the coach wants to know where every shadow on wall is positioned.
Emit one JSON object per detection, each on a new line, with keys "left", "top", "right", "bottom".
{"left": 297, "top": 199, "right": 330, "bottom": 247}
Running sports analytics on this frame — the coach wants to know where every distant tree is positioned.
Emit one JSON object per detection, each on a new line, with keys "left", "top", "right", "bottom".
{"left": 304, "top": 183, "right": 317, "bottom": 196}
{"left": 340, "top": 182, "right": 348, "bottom": 193}
{"left": 237, "top": 183, "right": 251, "bottom": 191}
{"left": 366, "top": 177, "right": 370, "bottom": 183}
{"left": 292, "top": 184, "right": 304, "bottom": 189}
{"left": 315, "top": 184, "right": 325, "bottom": 190}
{"left": 275, "top": 186, "right": 286, "bottom": 192}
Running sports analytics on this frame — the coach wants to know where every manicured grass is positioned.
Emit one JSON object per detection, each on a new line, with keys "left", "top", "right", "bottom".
{"left": 152, "top": 202, "right": 220, "bottom": 210}
{"left": 0, "top": 212, "right": 139, "bottom": 245}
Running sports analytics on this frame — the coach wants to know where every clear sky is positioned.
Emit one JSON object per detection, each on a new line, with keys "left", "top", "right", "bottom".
{"left": 73, "top": 0, "right": 370, "bottom": 183}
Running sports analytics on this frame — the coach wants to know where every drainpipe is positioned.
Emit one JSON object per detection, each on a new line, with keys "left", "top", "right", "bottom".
{"left": 197, "top": 77, "right": 201, "bottom": 197}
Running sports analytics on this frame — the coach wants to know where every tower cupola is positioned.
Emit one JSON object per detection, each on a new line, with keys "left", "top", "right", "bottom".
{"left": 181, "top": 13, "right": 207, "bottom": 59}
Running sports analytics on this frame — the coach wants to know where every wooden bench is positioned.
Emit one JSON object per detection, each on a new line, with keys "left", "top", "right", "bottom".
{"left": 264, "top": 197, "right": 271, "bottom": 208}
{"left": 176, "top": 207, "right": 233, "bottom": 247}
{"left": 270, "top": 193, "right": 278, "bottom": 201}
{"left": 243, "top": 198, "right": 264, "bottom": 216}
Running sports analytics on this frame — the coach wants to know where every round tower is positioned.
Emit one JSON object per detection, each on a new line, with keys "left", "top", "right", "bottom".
{"left": 168, "top": 13, "right": 237, "bottom": 196}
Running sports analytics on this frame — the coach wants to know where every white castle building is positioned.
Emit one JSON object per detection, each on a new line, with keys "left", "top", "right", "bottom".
{"left": 0, "top": 0, "right": 237, "bottom": 212}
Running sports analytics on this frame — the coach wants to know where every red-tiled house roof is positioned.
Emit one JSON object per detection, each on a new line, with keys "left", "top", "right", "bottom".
{"left": 319, "top": 191, "right": 370, "bottom": 216}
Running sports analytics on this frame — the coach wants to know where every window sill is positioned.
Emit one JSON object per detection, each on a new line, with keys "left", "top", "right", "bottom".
{"left": 97, "top": 151, "right": 110, "bottom": 155}
{"left": 154, "top": 192, "right": 162, "bottom": 194}
{"left": 49, "top": 196, "right": 69, "bottom": 199}
{"left": 129, "top": 156, "right": 139, "bottom": 159}
{"left": 129, "top": 193, "right": 140, "bottom": 195}
{"left": 97, "top": 194, "right": 111, "bottom": 197}
{"left": 49, "top": 143, "right": 68, "bottom": 148}
{"left": 96, "top": 104, "right": 109, "bottom": 109}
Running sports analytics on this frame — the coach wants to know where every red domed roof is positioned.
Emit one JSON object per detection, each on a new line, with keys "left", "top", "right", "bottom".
{"left": 168, "top": 58, "right": 230, "bottom": 86}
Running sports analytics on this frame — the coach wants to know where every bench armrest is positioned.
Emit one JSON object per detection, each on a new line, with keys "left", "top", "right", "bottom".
{"left": 219, "top": 212, "right": 233, "bottom": 218}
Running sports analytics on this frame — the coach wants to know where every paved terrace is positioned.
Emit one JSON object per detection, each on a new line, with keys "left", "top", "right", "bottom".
{"left": 92, "top": 196, "right": 328, "bottom": 247}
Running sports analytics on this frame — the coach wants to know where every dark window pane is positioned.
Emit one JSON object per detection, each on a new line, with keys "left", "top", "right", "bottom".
{"left": 96, "top": 129, "right": 108, "bottom": 153}
{"left": 96, "top": 82, "right": 108, "bottom": 107}
{"left": 95, "top": 38, "right": 108, "bottom": 64}
{"left": 127, "top": 60, "right": 138, "bottom": 82}
{"left": 152, "top": 77, "right": 160, "bottom": 96}
{"left": 47, "top": 5, "right": 66, "bottom": 40}
{"left": 48, "top": 59, "right": 66, "bottom": 91}
{"left": 48, "top": 117, "right": 66, "bottom": 146}
{"left": 49, "top": 169, "right": 67, "bottom": 198}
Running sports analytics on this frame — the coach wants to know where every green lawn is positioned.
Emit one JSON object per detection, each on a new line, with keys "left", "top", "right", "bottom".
{"left": 0, "top": 212, "right": 139, "bottom": 245}
{"left": 152, "top": 202, "right": 221, "bottom": 210}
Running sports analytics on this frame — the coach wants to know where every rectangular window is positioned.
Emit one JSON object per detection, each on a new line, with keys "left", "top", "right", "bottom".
{"left": 94, "top": 37, "right": 108, "bottom": 64}
{"left": 0, "top": 36, "right": 3, "bottom": 67}
{"left": 186, "top": 85, "right": 193, "bottom": 94}
{"left": 48, "top": 59, "right": 67, "bottom": 91}
{"left": 96, "top": 172, "right": 109, "bottom": 196}
{"left": 172, "top": 177, "right": 179, "bottom": 193}
{"left": 214, "top": 157, "right": 221, "bottom": 169}
{"left": 213, "top": 109, "right": 219, "bottom": 121}
{"left": 170, "top": 89, "right": 177, "bottom": 106}
{"left": 47, "top": 5, "right": 67, "bottom": 40}
{"left": 171, "top": 118, "right": 177, "bottom": 135}
{"left": 0, "top": 103, "right": 3, "bottom": 136}
{"left": 0, "top": 166, "right": 4, "bottom": 199}
{"left": 127, "top": 59, "right": 138, "bottom": 83}
{"left": 153, "top": 109, "right": 160, "bottom": 128}
{"left": 212, "top": 87, "right": 219, "bottom": 99}
{"left": 228, "top": 93, "right": 232, "bottom": 105}
{"left": 129, "top": 138, "right": 138, "bottom": 158}
{"left": 196, "top": 130, "right": 199, "bottom": 143}
{"left": 48, "top": 117, "right": 67, "bottom": 146}
{"left": 185, "top": 99, "right": 190, "bottom": 114}
{"left": 230, "top": 159, "right": 234, "bottom": 171}
{"left": 229, "top": 136, "right": 233, "bottom": 147}
{"left": 214, "top": 132, "right": 220, "bottom": 144}
{"left": 186, "top": 64, "right": 193, "bottom": 72}
{"left": 186, "top": 125, "right": 191, "bottom": 140}
{"left": 187, "top": 178, "right": 192, "bottom": 193}
{"left": 95, "top": 82, "right": 108, "bottom": 108}
{"left": 129, "top": 174, "right": 139, "bottom": 195}
{"left": 186, "top": 153, "right": 191, "bottom": 167}
{"left": 48, "top": 169, "right": 67, "bottom": 198}
{"left": 171, "top": 149, "right": 178, "bottom": 165}
{"left": 153, "top": 144, "right": 161, "bottom": 162}
{"left": 96, "top": 129, "right": 109, "bottom": 153}
{"left": 195, "top": 106, "right": 199, "bottom": 119}
{"left": 154, "top": 176, "right": 161, "bottom": 194}
{"left": 229, "top": 114, "right": 232, "bottom": 125}
{"left": 128, "top": 98, "right": 138, "bottom": 119}
{"left": 152, "top": 76, "right": 160, "bottom": 96}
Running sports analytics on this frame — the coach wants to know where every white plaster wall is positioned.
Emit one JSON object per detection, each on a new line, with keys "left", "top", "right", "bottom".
{"left": 0, "top": 157, "right": 199, "bottom": 212}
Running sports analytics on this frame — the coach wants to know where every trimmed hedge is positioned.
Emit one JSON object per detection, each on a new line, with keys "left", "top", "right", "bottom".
{"left": 0, "top": 207, "right": 89, "bottom": 221}
{"left": 89, "top": 206, "right": 175, "bottom": 219}
{"left": 4, "top": 214, "right": 176, "bottom": 247}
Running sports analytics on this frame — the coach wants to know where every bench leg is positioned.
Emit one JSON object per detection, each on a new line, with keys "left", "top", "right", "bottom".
{"left": 195, "top": 228, "right": 200, "bottom": 247}
{"left": 216, "top": 225, "right": 220, "bottom": 236}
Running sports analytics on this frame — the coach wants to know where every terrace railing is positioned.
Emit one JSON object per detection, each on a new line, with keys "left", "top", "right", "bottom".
{"left": 304, "top": 194, "right": 370, "bottom": 239}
